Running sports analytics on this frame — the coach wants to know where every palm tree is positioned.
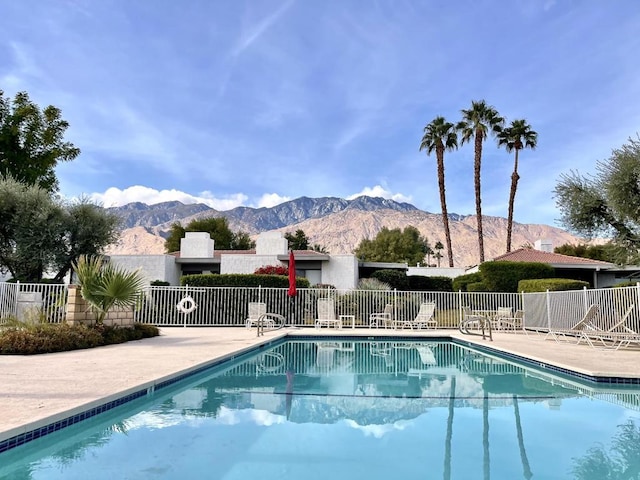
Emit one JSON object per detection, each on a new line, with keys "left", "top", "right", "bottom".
{"left": 72, "top": 255, "right": 146, "bottom": 325}
{"left": 457, "top": 100, "right": 504, "bottom": 263}
{"left": 434, "top": 241, "right": 444, "bottom": 267}
{"left": 420, "top": 116, "right": 458, "bottom": 267}
{"left": 497, "top": 119, "right": 538, "bottom": 253}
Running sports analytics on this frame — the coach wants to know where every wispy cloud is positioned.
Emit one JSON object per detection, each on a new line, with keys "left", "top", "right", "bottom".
{"left": 347, "top": 185, "right": 412, "bottom": 204}
{"left": 231, "top": 0, "right": 295, "bottom": 57}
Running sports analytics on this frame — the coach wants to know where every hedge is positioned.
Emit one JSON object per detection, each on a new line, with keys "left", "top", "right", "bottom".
{"left": 407, "top": 275, "right": 453, "bottom": 292}
{"left": 452, "top": 272, "right": 483, "bottom": 292}
{"left": 518, "top": 278, "right": 589, "bottom": 293}
{"left": 180, "top": 274, "right": 310, "bottom": 288}
{"left": 370, "top": 270, "right": 409, "bottom": 290}
{"left": 480, "top": 261, "right": 555, "bottom": 293}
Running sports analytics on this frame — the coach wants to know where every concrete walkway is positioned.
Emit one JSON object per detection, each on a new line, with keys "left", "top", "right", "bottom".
{"left": 1, "top": 327, "right": 639, "bottom": 443}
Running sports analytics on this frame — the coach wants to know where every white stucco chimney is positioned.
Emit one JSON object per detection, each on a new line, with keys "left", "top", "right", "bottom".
{"left": 255, "top": 232, "right": 288, "bottom": 255}
{"left": 180, "top": 232, "right": 214, "bottom": 258}
{"left": 534, "top": 239, "right": 553, "bottom": 253}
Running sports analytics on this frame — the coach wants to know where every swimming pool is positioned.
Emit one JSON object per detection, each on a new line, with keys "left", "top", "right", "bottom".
{"left": 1, "top": 338, "right": 639, "bottom": 479}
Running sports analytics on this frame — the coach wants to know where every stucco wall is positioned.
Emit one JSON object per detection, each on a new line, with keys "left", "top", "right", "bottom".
{"left": 321, "top": 255, "right": 359, "bottom": 290}
{"left": 220, "top": 254, "right": 283, "bottom": 275}
{"left": 108, "top": 255, "right": 181, "bottom": 285}
{"left": 180, "top": 232, "right": 214, "bottom": 258}
{"left": 407, "top": 267, "right": 466, "bottom": 278}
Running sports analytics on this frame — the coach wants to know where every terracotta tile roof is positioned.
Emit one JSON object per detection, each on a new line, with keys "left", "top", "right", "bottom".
{"left": 492, "top": 248, "right": 613, "bottom": 266}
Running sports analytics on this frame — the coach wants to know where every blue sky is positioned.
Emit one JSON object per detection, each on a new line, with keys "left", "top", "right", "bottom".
{"left": 1, "top": 1, "right": 639, "bottom": 226}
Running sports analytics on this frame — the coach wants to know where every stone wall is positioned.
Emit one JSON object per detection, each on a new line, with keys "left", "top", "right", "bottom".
{"left": 65, "top": 285, "right": 136, "bottom": 327}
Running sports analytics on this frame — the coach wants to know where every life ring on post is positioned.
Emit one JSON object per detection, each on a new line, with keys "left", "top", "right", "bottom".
{"left": 176, "top": 295, "right": 197, "bottom": 314}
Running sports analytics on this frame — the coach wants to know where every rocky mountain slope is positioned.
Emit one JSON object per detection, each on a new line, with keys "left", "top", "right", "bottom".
{"left": 105, "top": 196, "right": 581, "bottom": 268}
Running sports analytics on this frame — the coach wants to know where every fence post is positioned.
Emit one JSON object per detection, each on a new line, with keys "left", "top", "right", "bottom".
{"left": 546, "top": 289, "right": 551, "bottom": 330}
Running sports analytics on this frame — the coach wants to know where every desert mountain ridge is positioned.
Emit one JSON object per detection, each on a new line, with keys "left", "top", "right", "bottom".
{"left": 104, "top": 196, "right": 582, "bottom": 268}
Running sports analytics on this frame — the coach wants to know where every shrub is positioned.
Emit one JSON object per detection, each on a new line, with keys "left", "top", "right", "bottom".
{"left": 151, "top": 280, "right": 170, "bottom": 286}
{"left": 480, "top": 261, "right": 555, "bottom": 293}
{"left": 468, "top": 282, "right": 490, "bottom": 292}
{"left": 254, "top": 265, "right": 288, "bottom": 275}
{"left": 407, "top": 275, "right": 453, "bottom": 292}
{"left": 357, "top": 278, "right": 391, "bottom": 290}
{"left": 181, "top": 273, "right": 310, "bottom": 288}
{"left": 453, "top": 272, "right": 483, "bottom": 292}
{"left": 0, "top": 322, "right": 160, "bottom": 355}
{"left": 518, "top": 278, "right": 589, "bottom": 292}
{"left": 370, "top": 270, "right": 409, "bottom": 290}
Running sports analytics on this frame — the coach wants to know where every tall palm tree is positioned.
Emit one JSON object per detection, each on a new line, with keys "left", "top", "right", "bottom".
{"left": 497, "top": 119, "right": 538, "bottom": 253}
{"left": 420, "top": 116, "right": 458, "bottom": 267}
{"left": 457, "top": 100, "right": 504, "bottom": 263}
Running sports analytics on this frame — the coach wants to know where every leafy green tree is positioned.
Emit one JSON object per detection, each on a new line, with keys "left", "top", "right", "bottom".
{"left": 285, "top": 229, "right": 309, "bottom": 250}
{"left": 354, "top": 226, "right": 429, "bottom": 265}
{"left": 164, "top": 216, "right": 255, "bottom": 253}
{"left": 420, "top": 116, "right": 458, "bottom": 267}
{"left": 0, "top": 178, "right": 119, "bottom": 282}
{"left": 497, "top": 119, "right": 538, "bottom": 252}
{"left": 0, "top": 90, "right": 80, "bottom": 192}
{"left": 554, "top": 243, "right": 614, "bottom": 262}
{"left": 53, "top": 198, "right": 121, "bottom": 282}
{"left": 554, "top": 135, "right": 640, "bottom": 264}
{"left": 458, "top": 100, "right": 504, "bottom": 263}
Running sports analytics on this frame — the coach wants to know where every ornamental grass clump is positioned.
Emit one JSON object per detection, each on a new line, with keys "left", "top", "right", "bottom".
{"left": 72, "top": 255, "right": 146, "bottom": 325}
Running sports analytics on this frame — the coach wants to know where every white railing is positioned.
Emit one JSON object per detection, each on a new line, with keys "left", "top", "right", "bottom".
{"left": 522, "top": 284, "right": 640, "bottom": 333}
{"left": 134, "top": 285, "right": 522, "bottom": 328}
{"left": 0, "top": 282, "right": 68, "bottom": 324}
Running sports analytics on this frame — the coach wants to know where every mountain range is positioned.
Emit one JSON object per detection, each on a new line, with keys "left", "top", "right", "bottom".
{"left": 104, "top": 196, "right": 581, "bottom": 268}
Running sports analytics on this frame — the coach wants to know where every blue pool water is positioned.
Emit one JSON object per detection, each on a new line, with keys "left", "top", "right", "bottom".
{"left": 1, "top": 339, "right": 639, "bottom": 480}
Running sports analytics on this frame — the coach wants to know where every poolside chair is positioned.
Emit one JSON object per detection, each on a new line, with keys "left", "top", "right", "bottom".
{"left": 396, "top": 302, "right": 437, "bottom": 330}
{"left": 245, "top": 302, "right": 270, "bottom": 329}
{"left": 579, "top": 304, "right": 640, "bottom": 349}
{"left": 491, "top": 307, "right": 512, "bottom": 331}
{"left": 545, "top": 304, "right": 600, "bottom": 343}
{"left": 496, "top": 309, "right": 525, "bottom": 333}
{"left": 370, "top": 304, "right": 394, "bottom": 328}
{"left": 461, "top": 306, "right": 483, "bottom": 331}
{"left": 315, "top": 298, "right": 342, "bottom": 328}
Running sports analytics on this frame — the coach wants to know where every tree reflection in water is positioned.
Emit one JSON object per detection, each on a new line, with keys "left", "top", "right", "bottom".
{"left": 572, "top": 419, "right": 640, "bottom": 480}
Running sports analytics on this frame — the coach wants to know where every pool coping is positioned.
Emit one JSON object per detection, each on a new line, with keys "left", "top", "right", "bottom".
{"left": 1, "top": 327, "right": 639, "bottom": 452}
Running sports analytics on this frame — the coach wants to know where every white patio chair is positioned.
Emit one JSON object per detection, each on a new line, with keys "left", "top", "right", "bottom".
{"left": 369, "top": 303, "right": 393, "bottom": 328}
{"left": 492, "top": 306, "right": 513, "bottom": 331}
{"left": 315, "top": 298, "right": 342, "bottom": 328}
{"left": 396, "top": 302, "right": 437, "bottom": 330}
{"left": 245, "top": 302, "right": 270, "bottom": 329}
{"left": 496, "top": 309, "right": 525, "bottom": 333}
{"left": 545, "top": 304, "right": 600, "bottom": 342}
{"left": 579, "top": 304, "right": 638, "bottom": 349}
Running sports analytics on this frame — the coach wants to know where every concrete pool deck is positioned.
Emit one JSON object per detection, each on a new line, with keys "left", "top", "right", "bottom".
{"left": 1, "top": 326, "right": 639, "bottom": 444}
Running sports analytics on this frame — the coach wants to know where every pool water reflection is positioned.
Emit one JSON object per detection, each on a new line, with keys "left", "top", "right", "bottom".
{"left": 1, "top": 339, "right": 639, "bottom": 480}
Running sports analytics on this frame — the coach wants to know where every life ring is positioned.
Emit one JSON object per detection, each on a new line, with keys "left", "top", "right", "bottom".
{"left": 176, "top": 295, "right": 197, "bottom": 314}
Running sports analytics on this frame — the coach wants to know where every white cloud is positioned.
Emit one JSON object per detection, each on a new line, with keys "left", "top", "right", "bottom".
{"left": 89, "top": 186, "right": 248, "bottom": 211}
{"left": 255, "top": 193, "right": 291, "bottom": 208}
{"left": 347, "top": 185, "right": 412, "bottom": 204}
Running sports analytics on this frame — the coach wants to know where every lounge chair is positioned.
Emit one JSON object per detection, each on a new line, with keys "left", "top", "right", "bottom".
{"left": 579, "top": 305, "right": 640, "bottom": 349}
{"left": 315, "top": 298, "right": 342, "bottom": 328}
{"left": 370, "top": 304, "right": 394, "bottom": 328}
{"left": 396, "top": 302, "right": 437, "bottom": 330}
{"left": 545, "top": 304, "right": 600, "bottom": 342}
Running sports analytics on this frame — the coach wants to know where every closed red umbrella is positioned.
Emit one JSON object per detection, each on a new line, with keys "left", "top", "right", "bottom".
{"left": 287, "top": 250, "right": 297, "bottom": 297}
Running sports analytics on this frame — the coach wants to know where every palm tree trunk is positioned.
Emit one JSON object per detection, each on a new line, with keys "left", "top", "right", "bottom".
{"left": 437, "top": 148, "right": 455, "bottom": 267}
{"left": 513, "top": 395, "right": 533, "bottom": 479}
{"left": 506, "top": 149, "right": 520, "bottom": 253}
{"left": 475, "top": 135, "right": 485, "bottom": 263}
{"left": 443, "top": 376, "right": 456, "bottom": 480}
{"left": 483, "top": 394, "right": 490, "bottom": 480}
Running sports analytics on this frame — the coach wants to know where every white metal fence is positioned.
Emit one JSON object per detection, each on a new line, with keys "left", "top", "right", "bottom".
{"left": 522, "top": 284, "right": 640, "bottom": 333}
{"left": 0, "top": 282, "right": 68, "bottom": 324}
{"left": 1, "top": 282, "right": 638, "bottom": 332}
{"left": 134, "top": 285, "right": 522, "bottom": 328}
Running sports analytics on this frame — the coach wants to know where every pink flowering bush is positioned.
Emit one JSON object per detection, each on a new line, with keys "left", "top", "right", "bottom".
{"left": 254, "top": 265, "right": 288, "bottom": 276}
